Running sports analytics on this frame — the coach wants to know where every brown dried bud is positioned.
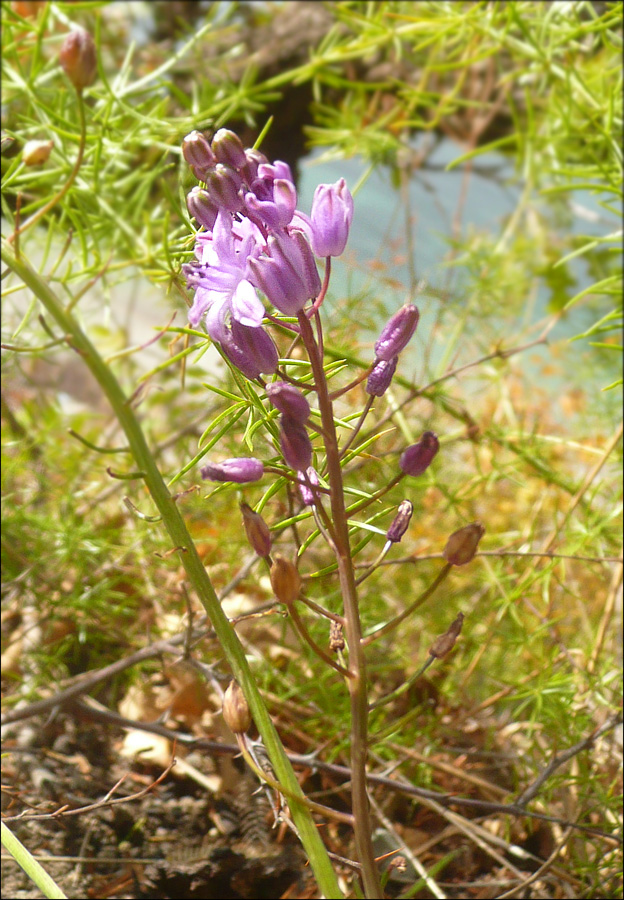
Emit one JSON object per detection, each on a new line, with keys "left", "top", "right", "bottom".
{"left": 222, "top": 680, "right": 251, "bottom": 734}
{"left": 22, "top": 139, "right": 53, "bottom": 166}
{"left": 329, "top": 620, "right": 345, "bottom": 652}
{"left": 59, "top": 27, "right": 97, "bottom": 91}
{"left": 241, "top": 502, "right": 272, "bottom": 558}
{"left": 270, "top": 554, "right": 301, "bottom": 605}
{"left": 443, "top": 522, "right": 485, "bottom": 566}
{"left": 429, "top": 612, "right": 464, "bottom": 659}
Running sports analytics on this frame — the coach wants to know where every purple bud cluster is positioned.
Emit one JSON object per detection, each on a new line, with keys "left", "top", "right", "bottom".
{"left": 181, "top": 129, "right": 353, "bottom": 383}
{"left": 367, "top": 304, "right": 420, "bottom": 398}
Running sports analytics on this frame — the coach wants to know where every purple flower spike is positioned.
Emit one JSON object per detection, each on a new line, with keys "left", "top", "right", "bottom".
{"left": 366, "top": 355, "right": 398, "bottom": 397}
{"left": 374, "top": 304, "right": 420, "bottom": 361}
{"left": 298, "top": 466, "right": 319, "bottom": 506}
{"left": 266, "top": 382, "right": 310, "bottom": 423}
{"left": 400, "top": 431, "right": 439, "bottom": 477}
{"left": 249, "top": 230, "right": 321, "bottom": 316}
{"left": 309, "top": 178, "right": 353, "bottom": 258}
{"left": 201, "top": 457, "right": 264, "bottom": 483}
{"left": 279, "top": 415, "right": 312, "bottom": 472}
{"left": 221, "top": 320, "right": 279, "bottom": 380}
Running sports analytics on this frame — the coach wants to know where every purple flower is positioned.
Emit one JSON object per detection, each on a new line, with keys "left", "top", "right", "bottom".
{"left": 266, "top": 381, "right": 310, "bottom": 423}
{"left": 309, "top": 178, "right": 353, "bottom": 257}
{"left": 366, "top": 355, "right": 398, "bottom": 397}
{"left": 374, "top": 304, "right": 420, "bottom": 361}
{"left": 220, "top": 320, "right": 279, "bottom": 380}
{"left": 244, "top": 170, "right": 297, "bottom": 229}
{"left": 200, "top": 457, "right": 264, "bottom": 483}
{"left": 184, "top": 210, "right": 265, "bottom": 339}
{"left": 399, "top": 431, "right": 439, "bottom": 477}
{"left": 279, "top": 415, "right": 312, "bottom": 472}
{"left": 249, "top": 230, "right": 321, "bottom": 316}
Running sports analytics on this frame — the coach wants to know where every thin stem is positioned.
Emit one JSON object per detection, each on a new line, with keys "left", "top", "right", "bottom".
{"left": 298, "top": 593, "right": 345, "bottom": 625}
{"left": 355, "top": 539, "right": 392, "bottom": 586}
{"left": 297, "top": 310, "right": 382, "bottom": 898}
{"left": 307, "top": 257, "right": 331, "bottom": 318}
{"left": 287, "top": 601, "right": 352, "bottom": 677}
{"left": 369, "top": 655, "right": 435, "bottom": 711}
{"left": 339, "top": 396, "right": 374, "bottom": 460}
{"left": 362, "top": 563, "right": 452, "bottom": 647}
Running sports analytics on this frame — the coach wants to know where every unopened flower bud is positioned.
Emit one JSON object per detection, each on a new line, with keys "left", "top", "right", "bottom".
{"left": 309, "top": 178, "right": 354, "bottom": 258}
{"left": 22, "top": 139, "right": 53, "bottom": 166}
{"left": 211, "top": 128, "right": 247, "bottom": 170}
{"left": 59, "top": 27, "right": 97, "bottom": 91}
{"left": 366, "top": 355, "right": 398, "bottom": 397}
{"left": 386, "top": 500, "right": 413, "bottom": 544}
{"left": 200, "top": 457, "right": 264, "bottom": 483}
{"left": 399, "top": 431, "right": 439, "bottom": 477}
{"left": 206, "top": 164, "right": 243, "bottom": 212}
{"left": 298, "top": 466, "right": 319, "bottom": 506}
{"left": 222, "top": 680, "right": 251, "bottom": 734}
{"left": 279, "top": 415, "right": 312, "bottom": 472}
{"left": 182, "top": 130, "right": 216, "bottom": 179}
{"left": 240, "top": 147, "right": 269, "bottom": 183}
{"left": 429, "top": 612, "right": 464, "bottom": 658}
{"left": 443, "top": 523, "right": 484, "bottom": 566}
{"left": 270, "top": 554, "right": 301, "bottom": 605}
{"left": 374, "top": 304, "right": 419, "bottom": 362}
{"left": 220, "top": 321, "right": 279, "bottom": 380}
{"left": 241, "top": 502, "right": 272, "bottom": 558}
{"left": 186, "top": 186, "right": 219, "bottom": 230}
{"left": 266, "top": 382, "right": 310, "bottom": 423}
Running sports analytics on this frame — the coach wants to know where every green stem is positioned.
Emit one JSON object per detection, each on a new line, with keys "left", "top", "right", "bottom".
{"left": 298, "top": 311, "right": 383, "bottom": 898}
{"left": 1, "top": 241, "right": 342, "bottom": 900}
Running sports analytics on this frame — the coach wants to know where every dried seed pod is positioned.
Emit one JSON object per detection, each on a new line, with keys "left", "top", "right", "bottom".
{"left": 329, "top": 620, "right": 345, "bottom": 652}
{"left": 241, "top": 502, "right": 272, "bottom": 558}
{"left": 429, "top": 612, "right": 464, "bottom": 658}
{"left": 443, "top": 523, "right": 485, "bottom": 566}
{"left": 22, "top": 139, "right": 53, "bottom": 166}
{"left": 222, "top": 680, "right": 251, "bottom": 734}
{"left": 270, "top": 554, "right": 301, "bottom": 605}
